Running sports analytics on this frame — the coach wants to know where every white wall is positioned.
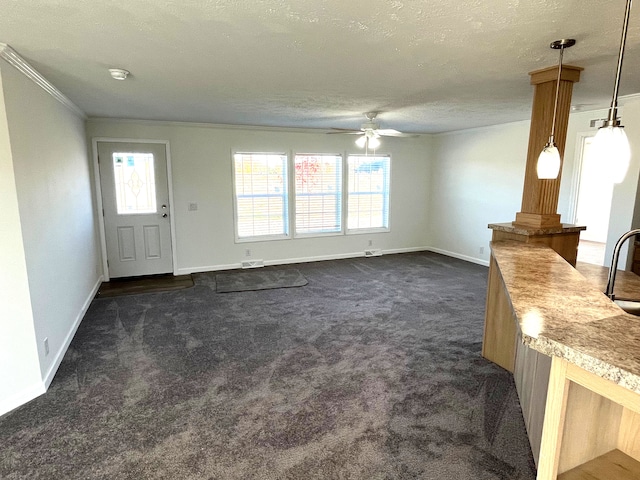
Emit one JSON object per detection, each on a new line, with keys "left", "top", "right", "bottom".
{"left": 0, "top": 66, "right": 43, "bottom": 415}
{"left": 0, "top": 60, "right": 102, "bottom": 415}
{"left": 604, "top": 98, "right": 640, "bottom": 269}
{"left": 86, "top": 120, "right": 434, "bottom": 273}
{"left": 430, "top": 121, "right": 530, "bottom": 265}
{"left": 427, "top": 107, "right": 640, "bottom": 268}
{"left": 558, "top": 108, "right": 609, "bottom": 223}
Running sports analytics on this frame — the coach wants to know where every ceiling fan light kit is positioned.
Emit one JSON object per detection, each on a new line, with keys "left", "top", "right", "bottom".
{"left": 330, "top": 112, "right": 412, "bottom": 151}
{"left": 355, "top": 135, "right": 368, "bottom": 148}
{"left": 355, "top": 129, "right": 381, "bottom": 149}
{"left": 367, "top": 134, "right": 381, "bottom": 149}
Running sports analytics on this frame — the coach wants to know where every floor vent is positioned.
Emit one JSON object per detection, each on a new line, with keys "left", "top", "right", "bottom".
{"left": 364, "top": 249, "right": 383, "bottom": 257}
{"left": 241, "top": 259, "right": 265, "bottom": 269}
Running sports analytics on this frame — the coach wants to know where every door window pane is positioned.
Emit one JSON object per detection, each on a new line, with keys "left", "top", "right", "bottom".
{"left": 112, "top": 153, "right": 157, "bottom": 214}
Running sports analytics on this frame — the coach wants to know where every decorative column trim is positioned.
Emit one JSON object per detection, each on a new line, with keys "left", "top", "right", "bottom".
{"left": 0, "top": 43, "right": 86, "bottom": 119}
{"left": 514, "top": 64, "right": 582, "bottom": 229}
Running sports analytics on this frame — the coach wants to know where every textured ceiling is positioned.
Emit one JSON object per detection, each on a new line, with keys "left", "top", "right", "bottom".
{"left": 2, "top": 0, "right": 640, "bottom": 133}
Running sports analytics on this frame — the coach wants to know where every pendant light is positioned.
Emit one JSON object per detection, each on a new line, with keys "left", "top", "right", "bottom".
{"left": 593, "top": 0, "right": 633, "bottom": 184}
{"left": 536, "top": 39, "right": 576, "bottom": 179}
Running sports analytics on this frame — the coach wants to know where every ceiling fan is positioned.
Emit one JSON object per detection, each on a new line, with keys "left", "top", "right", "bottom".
{"left": 329, "top": 112, "right": 412, "bottom": 149}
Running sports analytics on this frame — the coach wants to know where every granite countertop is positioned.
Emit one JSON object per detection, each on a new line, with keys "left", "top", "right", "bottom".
{"left": 488, "top": 222, "right": 587, "bottom": 236}
{"left": 491, "top": 240, "right": 640, "bottom": 394}
{"left": 576, "top": 261, "right": 640, "bottom": 301}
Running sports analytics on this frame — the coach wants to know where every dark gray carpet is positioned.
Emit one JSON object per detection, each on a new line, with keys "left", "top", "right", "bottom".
{"left": 216, "top": 268, "right": 308, "bottom": 293}
{"left": 0, "top": 252, "right": 536, "bottom": 479}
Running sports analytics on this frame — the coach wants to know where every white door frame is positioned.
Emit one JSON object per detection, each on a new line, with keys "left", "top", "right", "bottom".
{"left": 567, "top": 131, "right": 596, "bottom": 224}
{"left": 92, "top": 138, "right": 178, "bottom": 281}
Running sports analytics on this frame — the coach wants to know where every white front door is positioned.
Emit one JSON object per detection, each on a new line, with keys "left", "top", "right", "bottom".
{"left": 98, "top": 141, "right": 173, "bottom": 278}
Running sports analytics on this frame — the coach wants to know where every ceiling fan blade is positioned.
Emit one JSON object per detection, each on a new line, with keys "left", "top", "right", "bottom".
{"left": 376, "top": 129, "right": 412, "bottom": 137}
{"left": 327, "top": 128, "right": 364, "bottom": 135}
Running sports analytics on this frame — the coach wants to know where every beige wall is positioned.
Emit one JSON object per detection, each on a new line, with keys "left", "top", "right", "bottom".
{"left": 0, "top": 59, "right": 101, "bottom": 415}
{"left": 0, "top": 64, "right": 43, "bottom": 415}
{"left": 429, "top": 105, "right": 640, "bottom": 268}
{"left": 430, "top": 120, "right": 530, "bottom": 265}
{"left": 605, "top": 98, "right": 640, "bottom": 268}
{"left": 86, "top": 119, "right": 434, "bottom": 273}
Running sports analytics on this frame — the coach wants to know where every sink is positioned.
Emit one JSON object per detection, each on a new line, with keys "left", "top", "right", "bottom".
{"left": 614, "top": 299, "right": 640, "bottom": 316}
{"left": 606, "top": 229, "right": 640, "bottom": 317}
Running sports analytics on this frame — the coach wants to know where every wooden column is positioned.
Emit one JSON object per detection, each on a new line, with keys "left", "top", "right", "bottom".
{"left": 488, "top": 64, "right": 586, "bottom": 266}
{"left": 514, "top": 65, "right": 583, "bottom": 229}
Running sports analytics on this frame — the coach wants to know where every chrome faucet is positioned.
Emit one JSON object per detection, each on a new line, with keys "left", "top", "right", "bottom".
{"left": 605, "top": 228, "right": 640, "bottom": 300}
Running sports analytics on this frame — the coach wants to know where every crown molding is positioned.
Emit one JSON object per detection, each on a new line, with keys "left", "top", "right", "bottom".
{"left": 619, "top": 93, "right": 640, "bottom": 105}
{"left": 0, "top": 43, "right": 86, "bottom": 119}
{"left": 86, "top": 116, "right": 353, "bottom": 134}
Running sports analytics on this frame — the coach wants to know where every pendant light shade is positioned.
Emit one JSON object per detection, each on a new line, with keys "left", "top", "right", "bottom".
{"left": 536, "top": 39, "right": 575, "bottom": 180}
{"left": 537, "top": 144, "right": 561, "bottom": 179}
{"left": 593, "top": 125, "right": 631, "bottom": 183}
{"left": 592, "top": 0, "right": 633, "bottom": 184}
{"left": 355, "top": 135, "right": 367, "bottom": 148}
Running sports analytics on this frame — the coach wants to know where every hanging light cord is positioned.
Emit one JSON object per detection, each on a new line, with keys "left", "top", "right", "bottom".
{"left": 606, "top": 0, "right": 632, "bottom": 126}
{"left": 549, "top": 46, "right": 565, "bottom": 143}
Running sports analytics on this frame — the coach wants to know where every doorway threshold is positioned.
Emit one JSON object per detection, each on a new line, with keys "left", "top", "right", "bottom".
{"left": 97, "top": 274, "right": 194, "bottom": 297}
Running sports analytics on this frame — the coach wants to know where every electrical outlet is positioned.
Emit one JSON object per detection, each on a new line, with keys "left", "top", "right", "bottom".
{"left": 44, "top": 338, "right": 49, "bottom": 356}
{"left": 188, "top": 202, "right": 198, "bottom": 211}
{"left": 245, "top": 249, "right": 251, "bottom": 257}
{"left": 479, "top": 246, "right": 485, "bottom": 255}
{"left": 368, "top": 239, "right": 373, "bottom": 247}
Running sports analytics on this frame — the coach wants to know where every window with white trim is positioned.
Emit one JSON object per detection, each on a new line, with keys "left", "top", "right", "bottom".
{"left": 233, "top": 153, "right": 289, "bottom": 240}
{"left": 347, "top": 155, "right": 390, "bottom": 231}
{"left": 294, "top": 154, "right": 342, "bottom": 235}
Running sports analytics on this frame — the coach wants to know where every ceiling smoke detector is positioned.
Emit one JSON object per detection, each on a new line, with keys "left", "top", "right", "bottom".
{"left": 108, "top": 68, "right": 130, "bottom": 80}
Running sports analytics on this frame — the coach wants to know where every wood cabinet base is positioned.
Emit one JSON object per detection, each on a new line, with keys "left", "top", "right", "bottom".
{"left": 537, "top": 358, "right": 640, "bottom": 480}
{"left": 558, "top": 449, "right": 640, "bottom": 480}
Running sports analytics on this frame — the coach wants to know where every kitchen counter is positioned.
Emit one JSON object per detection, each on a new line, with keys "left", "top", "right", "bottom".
{"left": 483, "top": 240, "right": 640, "bottom": 479}
{"left": 488, "top": 222, "right": 587, "bottom": 236}
{"left": 576, "top": 261, "right": 640, "bottom": 301}
{"left": 491, "top": 240, "right": 640, "bottom": 394}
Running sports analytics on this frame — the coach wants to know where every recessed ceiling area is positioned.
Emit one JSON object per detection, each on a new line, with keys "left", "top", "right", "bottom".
{"left": 2, "top": 0, "right": 639, "bottom": 133}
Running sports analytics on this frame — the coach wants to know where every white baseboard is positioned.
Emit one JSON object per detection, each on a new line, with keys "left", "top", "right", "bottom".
{"left": 42, "top": 275, "right": 103, "bottom": 389}
{"left": 177, "top": 263, "right": 242, "bottom": 275}
{"left": 383, "top": 246, "right": 433, "bottom": 255}
{"left": 176, "top": 247, "right": 435, "bottom": 274}
{"left": 265, "top": 251, "right": 365, "bottom": 266}
{"left": 0, "top": 274, "right": 103, "bottom": 418}
{"left": 0, "top": 382, "right": 46, "bottom": 418}
{"left": 427, "top": 247, "right": 490, "bottom": 267}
